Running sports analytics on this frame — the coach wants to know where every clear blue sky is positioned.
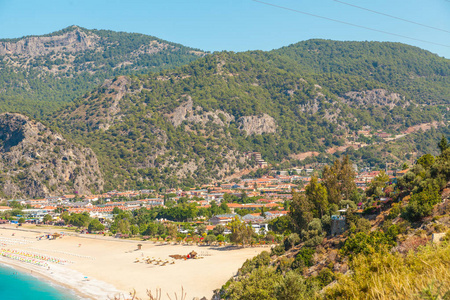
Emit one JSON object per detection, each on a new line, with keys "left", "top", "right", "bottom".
{"left": 0, "top": 0, "right": 449, "bottom": 58}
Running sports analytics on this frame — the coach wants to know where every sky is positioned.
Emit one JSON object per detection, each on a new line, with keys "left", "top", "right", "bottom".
{"left": 0, "top": 0, "right": 449, "bottom": 58}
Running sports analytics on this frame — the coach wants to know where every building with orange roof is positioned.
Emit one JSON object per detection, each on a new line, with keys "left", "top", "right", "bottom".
{"left": 0, "top": 206, "right": 12, "bottom": 212}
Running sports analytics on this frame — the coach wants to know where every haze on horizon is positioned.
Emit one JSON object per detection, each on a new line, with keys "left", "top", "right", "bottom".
{"left": 0, "top": 0, "right": 449, "bottom": 58}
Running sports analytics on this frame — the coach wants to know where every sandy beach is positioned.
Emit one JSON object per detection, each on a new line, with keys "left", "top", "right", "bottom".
{"left": 0, "top": 225, "right": 267, "bottom": 299}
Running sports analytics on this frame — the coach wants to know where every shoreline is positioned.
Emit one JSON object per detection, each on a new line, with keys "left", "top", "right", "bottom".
{"left": 0, "top": 254, "right": 124, "bottom": 300}
{"left": 0, "top": 258, "right": 88, "bottom": 299}
{"left": 0, "top": 225, "right": 267, "bottom": 299}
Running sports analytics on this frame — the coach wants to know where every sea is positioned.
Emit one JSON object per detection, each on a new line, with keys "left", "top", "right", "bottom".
{"left": 0, "top": 263, "right": 80, "bottom": 300}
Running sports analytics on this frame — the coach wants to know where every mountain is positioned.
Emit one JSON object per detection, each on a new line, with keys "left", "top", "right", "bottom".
{"left": 49, "top": 41, "right": 450, "bottom": 191}
{"left": 0, "top": 113, "right": 103, "bottom": 198}
{"left": 0, "top": 26, "right": 205, "bottom": 117}
{"left": 271, "top": 40, "right": 450, "bottom": 104}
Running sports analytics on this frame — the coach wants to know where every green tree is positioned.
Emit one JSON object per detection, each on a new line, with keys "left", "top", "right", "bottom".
{"left": 217, "top": 234, "right": 225, "bottom": 242}
{"left": 197, "top": 224, "right": 207, "bottom": 235}
{"left": 275, "top": 271, "right": 310, "bottom": 300}
{"left": 301, "top": 218, "right": 324, "bottom": 247}
{"left": 417, "top": 154, "right": 435, "bottom": 169}
{"left": 117, "top": 219, "right": 130, "bottom": 234}
{"left": 209, "top": 201, "right": 220, "bottom": 216}
{"left": 268, "top": 216, "right": 291, "bottom": 234}
{"left": 167, "top": 223, "right": 178, "bottom": 238}
{"left": 130, "top": 224, "right": 139, "bottom": 236}
{"left": 70, "top": 213, "right": 91, "bottom": 228}
{"left": 305, "top": 177, "right": 328, "bottom": 217}
{"left": 205, "top": 234, "right": 217, "bottom": 244}
{"left": 366, "top": 171, "right": 390, "bottom": 197}
{"left": 284, "top": 233, "right": 300, "bottom": 250}
{"left": 341, "top": 231, "right": 395, "bottom": 258}
{"left": 289, "top": 190, "right": 313, "bottom": 232}
{"left": 9, "top": 201, "right": 23, "bottom": 209}
{"left": 438, "top": 136, "right": 448, "bottom": 153}
{"left": 220, "top": 202, "right": 231, "bottom": 214}
{"left": 402, "top": 186, "right": 441, "bottom": 222}
{"left": 88, "top": 219, "right": 105, "bottom": 232}
{"left": 322, "top": 156, "right": 356, "bottom": 204}
{"left": 229, "top": 216, "right": 254, "bottom": 246}
{"left": 143, "top": 222, "right": 158, "bottom": 236}
{"left": 223, "top": 266, "right": 282, "bottom": 300}
{"left": 43, "top": 214, "right": 53, "bottom": 224}
{"left": 213, "top": 224, "right": 226, "bottom": 236}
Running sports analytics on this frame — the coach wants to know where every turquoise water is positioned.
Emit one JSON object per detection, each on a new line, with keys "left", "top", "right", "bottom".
{"left": 0, "top": 263, "right": 80, "bottom": 300}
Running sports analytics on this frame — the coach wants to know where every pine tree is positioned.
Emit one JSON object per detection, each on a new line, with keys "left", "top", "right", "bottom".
{"left": 438, "top": 136, "right": 448, "bottom": 153}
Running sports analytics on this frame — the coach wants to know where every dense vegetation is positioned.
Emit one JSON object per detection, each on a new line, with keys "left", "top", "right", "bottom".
{"left": 217, "top": 140, "right": 450, "bottom": 299}
{"left": 1, "top": 28, "right": 449, "bottom": 191}
{"left": 47, "top": 41, "right": 450, "bottom": 190}
{"left": 272, "top": 40, "right": 450, "bottom": 103}
{"left": 0, "top": 26, "right": 204, "bottom": 117}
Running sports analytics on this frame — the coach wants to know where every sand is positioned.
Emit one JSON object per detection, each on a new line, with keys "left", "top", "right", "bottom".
{"left": 0, "top": 225, "right": 268, "bottom": 299}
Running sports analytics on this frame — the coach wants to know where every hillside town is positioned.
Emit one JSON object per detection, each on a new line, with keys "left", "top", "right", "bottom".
{"left": 0, "top": 163, "right": 408, "bottom": 236}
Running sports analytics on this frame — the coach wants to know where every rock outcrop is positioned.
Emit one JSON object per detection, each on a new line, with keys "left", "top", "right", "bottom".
{"left": 167, "top": 97, "right": 235, "bottom": 127}
{"left": 0, "top": 113, "right": 103, "bottom": 198}
{"left": 341, "top": 89, "right": 406, "bottom": 109}
{"left": 238, "top": 114, "right": 277, "bottom": 135}
{"left": 0, "top": 27, "right": 99, "bottom": 57}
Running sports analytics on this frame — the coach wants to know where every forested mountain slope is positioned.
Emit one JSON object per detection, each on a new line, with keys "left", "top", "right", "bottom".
{"left": 0, "top": 26, "right": 205, "bottom": 117}
{"left": 270, "top": 40, "right": 450, "bottom": 104}
{"left": 50, "top": 42, "right": 450, "bottom": 191}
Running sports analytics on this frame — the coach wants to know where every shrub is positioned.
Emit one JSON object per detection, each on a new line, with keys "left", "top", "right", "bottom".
{"left": 341, "top": 231, "right": 395, "bottom": 258}
{"left": 401, "top": 187, "right": 440, "bottom": 222}
{"left": 277, "top": 257, "right": 294, "bottom": 273}
{"left": 239, "top": 251, "right": 271, "bottom": 275}
{"left": 222, "top": 266, "right": 282, "bottom": 300}
{"left": 271, "top": 244, "right": 285, "bottom": 256}
{"left": 326, "top": 243, "right": 450, "bottom": 299}
{"left": 284, "top": 233, "right": 300, "bottom": 250}
{"left": 316, "top": 267, "right": 335, "bottom": 287}
{"left": 205, "top": 234, "right": 217, "bottom": 244}
{"left": 302, "top": 218, "right": 324, "bottom": 247}
{"left": 350, "top": 217, "right": 371, "bottom": 234}
{"left": 265, "top": 234, "right": 275, "bottom": 243}
{"left": 387, "top": 202, "right": 402, "bottom": 220}
{"left": 275, "top": 271, "right": 309, "bottom": 299}
{"left": 292, "top": 247, "right": 315, "bottom": 270}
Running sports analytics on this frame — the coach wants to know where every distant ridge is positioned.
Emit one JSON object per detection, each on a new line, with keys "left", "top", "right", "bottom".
{"left": 0, "top": 26, "right": 206, "bottom": 117}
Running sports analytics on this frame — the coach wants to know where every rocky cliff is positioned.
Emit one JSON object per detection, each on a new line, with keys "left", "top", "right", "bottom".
{"left": 238, "top": 114, "right": 277, "bottom": 135}
{"left": 340, "top": 89, "right": 407, "bottom": 109}
{"left": 0, "top": 113, "right": 103, "bottom": 198}
{"left": 167, "top": 97, "right": 235, "bottom": 128}
{"left": 0, "top": 27, "right": 98, "bottom": 57}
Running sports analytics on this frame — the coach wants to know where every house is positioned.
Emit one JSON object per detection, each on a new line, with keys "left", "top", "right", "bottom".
{"left": 25, "top": 199, "right": 49, "bottom": 206}
{"left": 208, "top": 214, "right": 240, "bottom": 225}
{"left": 146, "top": 198, "right": 164, "bottom": 206}
{"left": 0, "top": 206, "right": 12, "bottom": 212}
{"left": 395, "top": 169, "right": 409, "bottom": 177}
{"left": 257, "top": 160, "right": 268, "bottom": 168}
